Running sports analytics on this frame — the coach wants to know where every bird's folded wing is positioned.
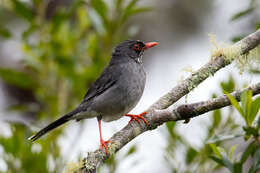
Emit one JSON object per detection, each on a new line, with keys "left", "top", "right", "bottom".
{"left": 82, "top": 66, "right": 118, "bottom": 103}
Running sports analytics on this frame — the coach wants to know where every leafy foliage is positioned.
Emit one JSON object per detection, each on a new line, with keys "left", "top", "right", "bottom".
{"left": 0, "top": 26, "right": 11, "bottom": 38}
{"left": 165, "top": 77, "right": 236, "bottom": 172}
{"left": 206, "top": 2, "right": 260, "bottom": 171}
{"left": 208, "top": 88, "right": 260, "bottom": 173}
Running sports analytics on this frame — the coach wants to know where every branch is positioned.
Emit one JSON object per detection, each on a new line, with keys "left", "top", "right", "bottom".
{"left": 74, "top": 29, "right": 260, "bottom": 173}
{"left": 152, "top": 82, "right": 260, "bottom": 123}
{"left": 149, "top": 29, "right": 260, "bottom": 110}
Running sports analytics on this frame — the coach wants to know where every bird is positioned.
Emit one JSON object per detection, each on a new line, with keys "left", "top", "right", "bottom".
{"left": 28, "top": 40, "right": 158, "bottom": 154}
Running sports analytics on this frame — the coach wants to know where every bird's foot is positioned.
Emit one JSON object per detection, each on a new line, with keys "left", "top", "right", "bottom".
{"left": 100, "top": 139, "right": 113, "bottom": 155}
{"left": 125, "top": 112, "right": 148, "bottom": 125}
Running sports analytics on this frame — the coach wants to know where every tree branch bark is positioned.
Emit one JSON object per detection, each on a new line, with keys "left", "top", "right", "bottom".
{"left": 151, "top": 82, "right": 260, "bottom": 124}
{"left": 74, "top": 29, "right": 260, "bottom": 173}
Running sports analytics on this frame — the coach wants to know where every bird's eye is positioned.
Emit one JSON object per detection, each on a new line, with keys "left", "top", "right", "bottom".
{"left": 133, "top": 43, "right": 141, "bottom": 51}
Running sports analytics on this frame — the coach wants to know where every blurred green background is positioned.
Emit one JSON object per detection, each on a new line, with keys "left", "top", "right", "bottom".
{"left": 0, "top": 0, "right": 260, "bottom": 173}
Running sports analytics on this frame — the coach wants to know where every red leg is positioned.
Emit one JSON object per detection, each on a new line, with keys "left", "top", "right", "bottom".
{"left": 98, "top": 119, "right": 112, "bottom": 154}
{"left": 125, "top": 112, "right": 148, "bottom": 125}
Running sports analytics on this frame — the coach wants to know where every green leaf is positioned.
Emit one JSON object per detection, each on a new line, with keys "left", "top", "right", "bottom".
{"left": 125, "top": 0, "right": 139, "bottom": 11}
{"left": 129, "top": 7, "right": 152, "bottom": 16}
{"left": 249, "top": 97, "right": 260, "bottom": 125}
{"left": 226, "top": 93, "right": 245, "bottom": 120}
{"left": 231, "top": 7, "right": 254, "bottom": 21}
{"left": 250, "top": 148, "right": 260, "bottom": 173}
{"left": 120, "top": 0, "right": 150, "bottom": 23}
{"left": 231, "top": 36, "right": 244, "bottom": 43}
{"left": 0, "top": 68, "right": 37, "bottom": 89}
{"left": 212, "top": 109, "right": 221, "bottom": 127}
{"left": 125, "top": 145, "right": 137, "bottom": 157}
{"left": 240, "top": 141, "right": 256, "bottom": 164}
{"left": 233, "top": 163, "right": 242, "bottom": 173}
{"left": 210, "top": 155, "right": 225, "bottom": 166}
{"left": 186, "top": 147, "right": 198, "bottom": 164}
{"left": 221, "top": 154, "right": 234, "bottom": 172}
{"left": 249, "top": 68, "right": 260, "bottom": 74}
{"left": 253, "top": 149, "right": 260, "bottom": 167}
{"left": 77, "top": 7, "right": 91, "bottom": 30}
{"left": 210, "top": 155, "right": 234, "bottom": 172}
{"left": 209, "top": 144, "right": 236, "bottom": 172}
{"left": 22, "top": 23, "right": 38, "bottom": 40}
{"left": 229, "top": 144, "right": 237, "bottom": 160}
{"left": 90, "top": 0, "right": 108, "bottom": 22}
{"left": 0, "top": 27, "right": 11, "bottom": 38}
{"left": 165, "top": 122, "right": 177, "bottom": 139}
{"left": 257, "top": 115, "right": 260, "bottom": 130}
{"left": 32, "top": 0, "right": 41, "bottom": 6}
{"left": 207, "top": 134, "right": 242, "bottom": 143}
{"left": 121, "top": 7, "right": 151, "bottom": 24}
{"left": 115, "top": 0, "right": 123, "bottom": 11}
{"left": 11, "top": 0, "right": 34, "bottom": 21}
{"left": 105, "top": 154, "right": 116, "bottom": 166}
{"left": 243, "top": 126, "right": 258, "bottom": 136}
{"left": 241, "top": 90, "right": 252, "bottom": 125}
{"left": 256, "top": 23, "right": 260, "bottom": 30}
{"left": 88, "top": 9, "right": 106, "bottom": 35}
{"left": 241, "top": 90, "right": 250, "bottom": 113}
{"left": 22, "top": 23, "right": 38, "bottom": 39}
{"left": 221, "top": 76, "right": 235, "bottom": 93}
{"left": 209, "top": 143, "right": 221, "bottom": 158}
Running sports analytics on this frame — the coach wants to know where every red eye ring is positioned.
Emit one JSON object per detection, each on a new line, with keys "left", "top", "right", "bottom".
{"left": 133, "top": 43, "right": 141, "bottom": 51}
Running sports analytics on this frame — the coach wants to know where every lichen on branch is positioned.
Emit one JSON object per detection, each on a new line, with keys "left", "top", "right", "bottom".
{"left": 209, "top": 33, "right": 260, "bottom": 73}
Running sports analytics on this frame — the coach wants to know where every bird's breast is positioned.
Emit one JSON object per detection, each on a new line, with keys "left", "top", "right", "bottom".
{"left": 102, "top": 62, "right": 146, "bottom": 122}
{"left": 118, "top": 62, "right": 146, "bottom": 101}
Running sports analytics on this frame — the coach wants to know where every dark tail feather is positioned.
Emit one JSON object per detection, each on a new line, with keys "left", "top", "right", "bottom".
{"left": 28, "top": 110, "right": 78, "bottom": 142}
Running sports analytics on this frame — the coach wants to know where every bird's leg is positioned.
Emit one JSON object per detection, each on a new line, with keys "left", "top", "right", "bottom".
{"left": 125, "top": 112, "right": 148, "bottom": 125}
{"left": 97, "top": 118, "right": 112, "bottom": 154}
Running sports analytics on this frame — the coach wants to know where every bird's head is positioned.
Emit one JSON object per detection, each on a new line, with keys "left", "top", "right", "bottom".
{"left": 112, "top": 40, "right": 158, "bottom": 64}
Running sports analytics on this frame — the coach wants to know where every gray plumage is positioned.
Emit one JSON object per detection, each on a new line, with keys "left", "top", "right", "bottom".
{"left": 28, "top": 40, "right": 156, "bottom": 142}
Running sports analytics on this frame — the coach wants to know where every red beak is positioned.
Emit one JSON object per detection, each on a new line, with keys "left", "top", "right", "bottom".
{"left": 143, "top": 42, "right": 158, "bottom": 50}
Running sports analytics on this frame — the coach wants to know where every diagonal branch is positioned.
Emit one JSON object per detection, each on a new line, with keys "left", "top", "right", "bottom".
{"left": 74, "top": 29, "right": 260, "bottom": 173}
{"left": 149, "top": 29, "right": 260, "bottom": 111}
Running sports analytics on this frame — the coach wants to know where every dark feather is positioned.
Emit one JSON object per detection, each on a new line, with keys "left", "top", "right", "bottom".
{"left": 82, "top": 65, "right": 118, "bottom": 103}
{"left": 28, "top": 109, "right": 79, "bottom": 142}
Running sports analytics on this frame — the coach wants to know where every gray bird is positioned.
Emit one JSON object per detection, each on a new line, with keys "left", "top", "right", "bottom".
{"left": 28, "top": 40, "right": 158, "bottom": 154}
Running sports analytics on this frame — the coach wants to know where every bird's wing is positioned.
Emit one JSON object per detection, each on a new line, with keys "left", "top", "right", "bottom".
{"left": 82, "top": 65, "right": 118, "bottom": 103}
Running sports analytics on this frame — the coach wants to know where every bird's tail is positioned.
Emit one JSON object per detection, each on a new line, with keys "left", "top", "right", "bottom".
{"left": 28, "top": 109, "right": 79, "bottom": 142}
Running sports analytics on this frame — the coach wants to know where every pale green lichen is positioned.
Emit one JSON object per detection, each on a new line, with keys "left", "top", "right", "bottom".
{"left": 236, "top": 46, "right": 260, "bottom": 74}
{"left": 178, "top": 66, "right": 196, "bottom": 103}
{"left": 83, "top": 156, "right": 96, "bottom": 172}
{"left": 108, "top": 141, "right": 120, "bottom": 153}
{"left": 209, "top": 33, "right": 242, "bottom": 60}
{"left": 64, "top": 160, "right": 84, "bottom": 173}
{"left": 182, "top": 65, "right": 194, "bottom": 74}
{"left": 209, "top": 34, "right": 260, "bottom": 74}
{"left": 177, "top": 66, "right": 194, "bottom": 86}
{"left": 188, "top": 74, "right": 203, "bottom": 92}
